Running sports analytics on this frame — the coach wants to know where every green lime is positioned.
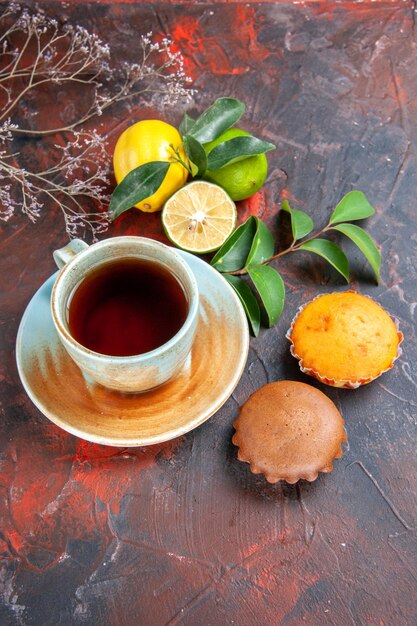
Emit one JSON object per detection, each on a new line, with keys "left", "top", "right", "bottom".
{"left": 162, "top": 181, "right": 237, "bottom": 254}
{"left": 203, "top": 128, "right": 268, "bottom": 201}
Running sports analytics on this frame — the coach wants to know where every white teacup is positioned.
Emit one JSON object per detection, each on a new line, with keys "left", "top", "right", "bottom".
{"left": 51, "top": 236, "right": 199, "bottom": 393}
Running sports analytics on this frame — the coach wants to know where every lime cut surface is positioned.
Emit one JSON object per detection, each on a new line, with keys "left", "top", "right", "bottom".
{"left": 162, "top": 181, "right": 237, "bottom": 254}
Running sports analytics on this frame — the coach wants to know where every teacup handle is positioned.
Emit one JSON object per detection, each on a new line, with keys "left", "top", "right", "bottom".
{"left": 53, "top": 239, "right": 89, "bottom": 269}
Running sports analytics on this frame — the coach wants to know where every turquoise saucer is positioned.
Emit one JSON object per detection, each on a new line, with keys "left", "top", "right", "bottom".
{"left": 16, "top": 251, "right": 249, "bottom": 446}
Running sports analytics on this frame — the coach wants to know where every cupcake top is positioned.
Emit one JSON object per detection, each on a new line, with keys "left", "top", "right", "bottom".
{"left": 287, "top": 292, "right": 402, "bottom": 388}
{"left": 232, "top": 381, "right": 347, "bottom": 484}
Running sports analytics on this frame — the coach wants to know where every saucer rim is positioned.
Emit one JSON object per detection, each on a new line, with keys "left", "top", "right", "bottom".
{"left": 16, "top": 250, "right": 250, "bottom": 447}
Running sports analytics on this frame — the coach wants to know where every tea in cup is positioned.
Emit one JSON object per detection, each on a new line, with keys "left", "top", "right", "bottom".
{"left": 51, "top": 237, "right": 199, "bottom": 392}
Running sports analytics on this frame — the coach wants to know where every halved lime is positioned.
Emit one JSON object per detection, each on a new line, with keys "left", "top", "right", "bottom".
{"left": 162, "top": 181, "right": 237, "bottom": 254}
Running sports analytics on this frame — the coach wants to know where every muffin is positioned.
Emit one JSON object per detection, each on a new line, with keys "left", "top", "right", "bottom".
{"left": 232, "top": 381, "right": 347, "bottom": 484}
{"left": 287, "top": 291, "right": 403, "bottom": 388}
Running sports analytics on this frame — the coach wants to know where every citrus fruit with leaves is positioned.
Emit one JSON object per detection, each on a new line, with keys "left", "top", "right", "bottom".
{"left": 162, "top": 181, "right": 237, "bottom": 254}
{"left": 113, "top": 120, "right": 188, "bottom": 212}
{"left": 203, "top": 128, "right": 268, "bottom": 201}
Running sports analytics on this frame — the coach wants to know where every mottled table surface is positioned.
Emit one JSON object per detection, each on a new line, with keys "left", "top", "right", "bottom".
{"left": 1, "top": 2, "right": 417, "bottom": 625}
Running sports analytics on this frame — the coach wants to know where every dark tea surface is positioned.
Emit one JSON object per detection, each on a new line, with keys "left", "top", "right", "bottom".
{"left": 67, "top": 258, "right": 188, "bottom": 356}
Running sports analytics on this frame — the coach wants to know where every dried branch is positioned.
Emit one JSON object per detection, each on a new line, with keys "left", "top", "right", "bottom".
{"left": 0, "top": 4, "right": 195, "bottom": 240}
{"left": 0, "top": 130, "right": 111, "bottom": 238}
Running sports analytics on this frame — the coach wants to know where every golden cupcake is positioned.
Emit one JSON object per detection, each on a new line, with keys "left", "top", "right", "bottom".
{"left": 287, "top": 291, "right": 403, "bottom": 388}
{"left": 232, "top": 381, "right": 347, "bottom": 484}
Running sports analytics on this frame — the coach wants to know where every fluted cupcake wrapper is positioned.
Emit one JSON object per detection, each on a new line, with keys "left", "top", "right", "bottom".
{"left": 232, "top": 428, "right": 347, "bottom": 484}
{"left": 286, "top": 291, "right": 404, "bottom": 389}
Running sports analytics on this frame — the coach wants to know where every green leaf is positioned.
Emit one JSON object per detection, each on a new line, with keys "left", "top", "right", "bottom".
{"left": 329, "top": 191, "right": 375, "bottom": 225}
{"left": 206, "top": 136, "right": 276, "bottom": 170}
{"left": 245, "top": 218, "right": 275, "bottom": 267}
{"left": 189, "top": 97, "right": 245, "bottom": 143}
{"left": 332, "top": 223, "right": 381, "bottom": 284}
{"left": 179, "top": 113, "right": 195, "bottom": 136}
{"left": 247, "top": 265, "right": 285, "bottom": 327}
{"left": 109, "top": 161, "right": 170, "bottom": 219}
{"left": 281, "top": 199, "right": 314, "bottom": 240}
{"left": 190, "top": 162, "right": 199, "bottom": 177}
{"left": 223, "top": 274, "right": 260, "bottom": 336}
{"left": 298, "top": 239, "right": 349, "bottom": 282}
{"left": 211, "top": 217, "right": 256, "bottom": 272}
{"left": 183, "top": 134, "right": 207, "bottom": 176}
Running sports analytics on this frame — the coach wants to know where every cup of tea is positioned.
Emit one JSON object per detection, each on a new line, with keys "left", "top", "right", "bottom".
{"left": 51, "top": 236, "right": 199, "bottom": 392}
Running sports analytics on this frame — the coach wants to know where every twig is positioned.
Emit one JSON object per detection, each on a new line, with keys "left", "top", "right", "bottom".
{"left": 0, "top": 5, "right": 195, "bottom": 240}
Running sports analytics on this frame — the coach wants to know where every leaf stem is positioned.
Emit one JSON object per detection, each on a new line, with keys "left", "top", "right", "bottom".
{"left": 169, "top": 144, "right": 192, "bottom": 175}
{"left": 225, "top": 224, "right": 333, "bottom": 275}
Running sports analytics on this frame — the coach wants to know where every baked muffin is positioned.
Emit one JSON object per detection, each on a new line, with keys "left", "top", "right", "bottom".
{"left": 287, "top": 291, "right": 402, "bottom": 388}
{"left": 232, "top": 381, "right": 347, "bottom": 484}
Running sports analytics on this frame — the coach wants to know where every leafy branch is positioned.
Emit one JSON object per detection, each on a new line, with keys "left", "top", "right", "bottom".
{"left": 211, "top": 191, "right": 380, "bottom": 335}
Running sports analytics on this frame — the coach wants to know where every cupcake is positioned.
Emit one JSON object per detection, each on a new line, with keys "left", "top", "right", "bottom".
{"left": 232, "top": 381, "right": 347, "bottom": 484}
{"left": 287, "top": 291, "right": 403, "bottom": 388}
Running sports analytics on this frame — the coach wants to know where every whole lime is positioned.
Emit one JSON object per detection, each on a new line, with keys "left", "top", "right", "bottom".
{"left": 203, "top": 128, "right": 268, "bottom": 201}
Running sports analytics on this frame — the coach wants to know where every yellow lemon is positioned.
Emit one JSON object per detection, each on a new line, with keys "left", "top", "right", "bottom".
{"left": 113, "top": 120, "right": 188, "bottom": 212}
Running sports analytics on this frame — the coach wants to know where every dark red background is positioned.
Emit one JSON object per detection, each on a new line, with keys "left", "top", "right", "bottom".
{"left": 1, "top": 2, "right": 416, "bottom": 624}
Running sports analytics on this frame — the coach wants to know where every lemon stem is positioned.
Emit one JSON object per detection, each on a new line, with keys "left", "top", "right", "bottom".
{"left": 169, "top": 144, "right": 193, "bottom": 176}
